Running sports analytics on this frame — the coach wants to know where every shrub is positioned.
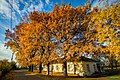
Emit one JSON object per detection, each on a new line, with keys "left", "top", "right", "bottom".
{"left": 0, "top": 59, "right": 12, "bottom": 76}
{"left": 10, "top": 61, "right": 17, "bottom": 70}
{"left": 1, "top": 73, "right": 14, "bottom": 80}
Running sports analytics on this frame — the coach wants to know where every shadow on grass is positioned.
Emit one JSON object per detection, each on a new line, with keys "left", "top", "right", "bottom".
{"left": 38, "top": 69, "right": 120, "bottom": 79}
{"left": 104, "top": 69, "right": 120, "bottom": 76}
{"left": 12, "top": 69, "right": 120, "bottom": 80}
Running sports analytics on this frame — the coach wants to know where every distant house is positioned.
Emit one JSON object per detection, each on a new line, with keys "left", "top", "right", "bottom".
{"left": 42, "top": 56, "right": 100, "bottom": 76}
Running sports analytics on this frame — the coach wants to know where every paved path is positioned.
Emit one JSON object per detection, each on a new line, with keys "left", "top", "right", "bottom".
{"left": 13, "top": 70, "right": 44, "bottom": 80}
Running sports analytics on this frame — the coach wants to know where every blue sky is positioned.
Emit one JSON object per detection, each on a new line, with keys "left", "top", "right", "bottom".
{"left": 0, "top": 0, "right": 116, "bottom": 61}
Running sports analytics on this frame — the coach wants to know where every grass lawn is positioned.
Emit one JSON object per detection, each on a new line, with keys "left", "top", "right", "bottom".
{"left": 38, "top": 75, "right": 120, "bottom": 80}
{"left": 7, "top": 68, "right": 120, "bottom": 80}
{"left": 35, "top": 70, "right": 120, "bottom": 80}
{"left": 36, "top": 68, "right": 120, "bottom": 80}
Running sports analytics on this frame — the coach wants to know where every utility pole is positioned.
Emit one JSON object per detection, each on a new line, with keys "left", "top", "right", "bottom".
{"left": 6, "top": 0, "right": 23, "bottom": 23}
{"left": 11, "top": 0, "right": 13, "bottom": 33}
{"left": 10, "top": 0, "right": 13, "bottom": 61}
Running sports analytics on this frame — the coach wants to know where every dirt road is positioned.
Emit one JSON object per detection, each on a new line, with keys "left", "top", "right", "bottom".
{"left": 13, "top": 70, "right": 44, "bottom": 80}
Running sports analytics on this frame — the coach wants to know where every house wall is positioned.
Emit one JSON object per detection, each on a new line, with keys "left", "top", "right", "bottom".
{"left": 105, "top": 58, "right": 110, "bottom": 66}
{"left": 42, "top": 63, "right": 63, "bottom": 72}
{"left": 67, "top": 62, "right": 84, "bottom": 76}
{"left": 42, "top": 61, "right": 98, "bottom": 76}
{"left": 42, "top": 64, "right": 47, "bottom": 71}
{"left": 82, "top": 61, "right": 98, "bottom": 76}
{"left": 67, "top": 62, "right": 74, "bottom": 74}
{"left": 74, "top": 62, "right": 84, "bottom": 76}
{"left": 51, "top": 63, "right": 63, "bottom": 73}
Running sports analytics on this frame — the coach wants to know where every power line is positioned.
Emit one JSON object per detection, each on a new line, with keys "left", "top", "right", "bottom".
{"left": 0, "top": 0, "right": 24, "bottom": 45}
{"left": 6, "top": 0, "right": 23, "bottom": 22}
{"left": 11, "top": 0, "right": 13, "bottom": 32}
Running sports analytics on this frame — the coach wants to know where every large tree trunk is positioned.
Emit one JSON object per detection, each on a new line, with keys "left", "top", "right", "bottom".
{"left": 11, "top": 53, "right": 14, "bottom": 61}
{"left": 74, "top": 64, "right": 76, "bottom": 74}
{"left": 47, "top": 63, "right": 50, "bottom": 75}
{"left": 39, "top": 63, "right": 42, "bottom": 73}
{"left": 31, "top": 65, "right": 34, "bottom": 72}
{"left": 28, "top": 66, "right": 31, "bottom": 71}
{"left": 115, "top": 60, "right": 118, "bottom": 69}
{"left": 97, "top": 63, "right": 100, "bottom": 72}
{"left": 63, "top": 62, "right": 67, "bottom": 76}
{"left": 110, "top": 60, "right": 113, "bottom": 70}
{"left": 28, "top": 65, "right": 33, "bottom": 72}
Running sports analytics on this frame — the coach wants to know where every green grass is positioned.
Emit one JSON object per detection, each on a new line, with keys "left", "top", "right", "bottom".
{"left": 37, "top": 68, "right": 120, "bottom": 80}
{"left": 38, "top": 75, "right": 120, "bottom": 80}
{"left": 11, "top": 68, "right": 120, "bottom": 80}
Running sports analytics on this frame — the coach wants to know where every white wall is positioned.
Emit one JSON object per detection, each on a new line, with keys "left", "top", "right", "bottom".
{"left": 52, "top": 63, "right": 63, "bottom": 72}
{"left": 82, "top": 61, "right": 98, "bottom": 76}
{"left": 42, "top": 61, "right": 98, "bottom": 76}
{"left": 67, "top": 62, "right": 84, "bottom": 76}
{"left": 74, "top": 62, "right": 84, "bottom": 76}
{"left": 42, "top": 63, "right": 63, "bottom": 72}
{"left": 67, "top": 62, "right": 74, "bottom": 74}
{"left": 42, "top": 64, "right": 47, "bottom": 71}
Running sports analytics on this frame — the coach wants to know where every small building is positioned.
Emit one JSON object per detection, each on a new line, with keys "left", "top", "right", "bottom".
{"left": 42, "top": 56, "right": 99, "bottom": 76}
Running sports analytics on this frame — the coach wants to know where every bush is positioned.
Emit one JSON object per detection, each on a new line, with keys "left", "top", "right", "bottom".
{"left": 0, "top": 59, "right": 12, "bottom": 77}
{"left": 1, "top": 73, "right": 14, "bottom": 80}
{"left": 10, "top": 61, "right": 17, "bottom": 70}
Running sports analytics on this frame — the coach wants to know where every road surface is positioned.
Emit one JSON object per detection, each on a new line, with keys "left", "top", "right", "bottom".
{"left": 13, "top": 70, "right": 44, "bottom": 80}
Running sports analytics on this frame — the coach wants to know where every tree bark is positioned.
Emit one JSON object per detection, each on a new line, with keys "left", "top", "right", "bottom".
{"left": 74, "top": 64, "right": 76, "bottom": 74}
{"left": 63, "top": 62, "right": 67, "bottom": 76}
{"left": 110, "top": 60, "right": 113, "bottom": 70}
{"left": 39, "top": 63, "right": 42, "bottom": 73}
{"left": 28, "top": 65, "right": 33, "bottom": 72}
{"left": 31, "top": 65, "right": 33, "bottom": 72}
{"left": 11, "top": 53, "right": 14, "bottom": 61}
{"left": 47, "top": 63, "right": 50, "bottom": 75}
{"left": 28, "top": 66, "right": 31, "bottom": 71}
{"left": 115, "top": 60, "right": 118, "bottom": 69}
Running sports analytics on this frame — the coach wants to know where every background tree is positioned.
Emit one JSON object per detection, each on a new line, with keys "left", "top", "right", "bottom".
{"left": 87, "top": 3, "right": 120, "bottom": 68}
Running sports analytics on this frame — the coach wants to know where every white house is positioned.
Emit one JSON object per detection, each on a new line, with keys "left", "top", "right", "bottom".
{"left": 42, "top": 56, "right": 99, "bottom": 76}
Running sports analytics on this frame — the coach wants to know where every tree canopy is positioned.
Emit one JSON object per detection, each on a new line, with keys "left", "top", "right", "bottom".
{"left": 5, "top": 2, "right": 120, "bottom": 71}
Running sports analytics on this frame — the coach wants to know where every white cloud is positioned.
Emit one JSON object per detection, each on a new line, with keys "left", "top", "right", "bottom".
{"left": 0, "top": 43, "right": 12, "bottom": 61}
{"left": 13, "top": 0, "right": 20, "bottom": 14}
{"left": 0, "top": 33, "right": 5, "bottom": 39}
{"left": 35, "top": 1, "right": 44, "bottom": 11}
{"left": 19, "top": 0, "right": 24, "bottom": 3}
{"left": 0, "top": 56, "right": 9, "bottom": 60}
{"left": 0, "top": 0, "right": 53, "bottom": 62}
{"left": 30, "top": 0, "right": 33, "bottom": 2}
{"left": 0, "top": 0, "right": 11, "bottom": 19}
{"left": 0, "top": 19, "right": 10, "bottom": 31}
{"left": 0, "top": 0, "right": 45, "bottom": 21}
{"left": 91, "top": 0, "right": 119, "bottom": 9}
{"left": 0, "top": 0, "right": 20, "bottom": 22}
{"left": 24, "top": 2, "right": 29, "bottom": 9}
{"left": 24, "top": 0, "right": 44, "bottom": 13}
{"left": 0, "top": 40, "right": 5, "bottom": 44}
{"left": 27, "top": 4, "right": 34, "bottom": 12}
{"left": 45, "top": 0, "right": 50, "bottom": 4}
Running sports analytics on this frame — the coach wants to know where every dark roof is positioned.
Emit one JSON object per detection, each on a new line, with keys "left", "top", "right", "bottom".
{"left": 75, "top": 56, "right": 98, "bottom": 62}
{"left": 51, "top": 56, "right": 98, "bottom": 63}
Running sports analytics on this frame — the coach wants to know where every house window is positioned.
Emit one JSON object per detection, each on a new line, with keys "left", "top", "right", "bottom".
{"left": 56, "top": 65, "right": 59, "bottom": 70}
{"left": 93, "top": 64, "right": 96, "bottom": 71}
{"left": 62, "top": 65, "right": 64, "bottom": 71}
{"left": 86, "top": 64, "right": 90, "bottom": 72}
{"left": 68, "top": 65, "right": 70, "bottom": 72}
